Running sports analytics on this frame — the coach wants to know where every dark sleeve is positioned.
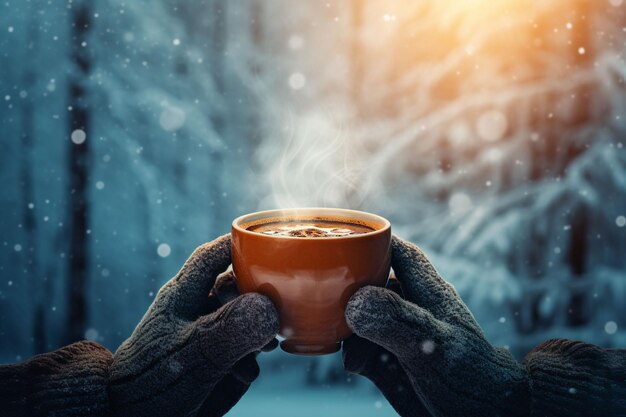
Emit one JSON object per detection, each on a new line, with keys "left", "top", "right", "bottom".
{"left": 524, "top": 339, "right": 626, "bottom": 417}
{"left": 0, "top": 341, "right": 113, "bottom": 417}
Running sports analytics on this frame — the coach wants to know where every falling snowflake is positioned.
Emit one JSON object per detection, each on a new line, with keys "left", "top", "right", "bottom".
{"left": 84, "top": 328, "right": 99, "bottom": 341}
{"left": 159, "top": 106, "right": 186, "bottom": 131}
{"left": 71, "top": 129, "right": 87, "bottom": 145}
{"left": 288, "top": 72, "right": 306, "bottom": 90}
{"left": 605, "top": 321, "right": 618, "bottom": 335}
{"left": 449, "top": 192, "right": 473, "bottom": 215}
{"left": 288, "top": 35, "right": 304, "bottom": 50}
{"left": 477, "top": 110, "right": 508, "bottom": 142}
{"left": 157, "top": 243, "right": 171, "bottom": 258}
{"left": 421, "top": 340, "right": 435, "bottom": 354}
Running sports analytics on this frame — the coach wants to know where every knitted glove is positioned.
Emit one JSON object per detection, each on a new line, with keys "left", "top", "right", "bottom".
{"left": 0, "top": 341, "right": 112, "bottom": 417}
{"left": 196, "top": 270, "right": 279, "bottom": 417}
{"left": 343, "top": 236, "right": 530, "bottom": 417}
{"left": 343, "top": 236, "right": 626, "bottom": 417}
{"left": 109, "top": 234, "right": 280, "bottom": 417}
{"left": 524, "top": 339, "right": 626, "bottom": 417}
{"left": 342, "top": 277, "right": 431, "bottom": 417}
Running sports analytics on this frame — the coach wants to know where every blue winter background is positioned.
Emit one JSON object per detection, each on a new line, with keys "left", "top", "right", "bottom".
{"left": 1, "top": 1, "right": 626, "bottom": 415}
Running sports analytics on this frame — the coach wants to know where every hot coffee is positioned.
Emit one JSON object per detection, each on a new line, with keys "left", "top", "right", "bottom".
{"left": 233, "top": 208, "right": 392, "bottom": 355}
{"left": 246, "top": 218, "right": 376, "bottom": 238}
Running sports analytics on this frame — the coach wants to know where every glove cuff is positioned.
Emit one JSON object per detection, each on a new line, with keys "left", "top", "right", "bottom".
{"left": 0, "top": 341, "right": 113, "bottom": 416}
{"left": 524, "top": 339, "right": 626, "bottom": 417}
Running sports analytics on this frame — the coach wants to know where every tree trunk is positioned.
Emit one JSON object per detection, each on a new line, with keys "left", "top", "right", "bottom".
{"left": 248, "top": 0, "right": 263, "bottom": 149}
{"left": 209, "top": 0, "right": 227, "bottom": 231}
{"left": 566, "top": 0, "right": 593, "bottom": 328}
{"left": 16, "top": 11, "right": 48, "bottom": 354}
{"left": 20, "top": 64, "right": 45, "bottom": 354}
{"left": 65, "top": 0, "right": 92, "bottom": 345}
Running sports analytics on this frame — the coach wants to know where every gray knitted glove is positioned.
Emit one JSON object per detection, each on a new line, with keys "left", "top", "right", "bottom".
{"left": 0, "top": 341, "right": 112, "bottom": 416}
{"left": 342, "top": 277, "right": 431, "bottom": 417}
{"left": 524, "top": 339, "right": 626, "bottom": 416}
{"left": 109, "top": 234, "right": 280, "bottom": 417}
{"left": 343, "top": 236, "right": 530, "bottom": 417}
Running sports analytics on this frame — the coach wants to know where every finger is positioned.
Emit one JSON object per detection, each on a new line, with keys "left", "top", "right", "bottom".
{"left": 391, "top": 236, "right": 474, "bottom": 325}
{"left": 342, "top": 336, "right": 431, "bottom": 417}
{"left": 196, "top": 372, "right": 250, "bottom": 417}
{"left": 345, "top": 286, "right": 448, "bottom": 363}
{"left": 261, "top": 338, "right": 279, "bottom": 352}
{"left": 201, "top": 292, "right": 224, "bottom": 317}
{"left": 230, "top": 353, "right": 260, "bottom": 384}
{"left": 158, "top": 234, "right": 232, "bottom": 319}
{"left": 192, "top": 293, "right": 279, "bottom": 376}
{"left": 196, "top": 354, "right": 259, "bottom": 417}
{"left": 343, "top": 334, "right": 380, "bottom": 374}
{"left": 212, "top": 270, "right": 240, "bottom": 305}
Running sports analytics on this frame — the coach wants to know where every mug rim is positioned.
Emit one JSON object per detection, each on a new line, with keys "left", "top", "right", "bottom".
{"left": 232, "top": 207, "right": 391, "bottom": 241}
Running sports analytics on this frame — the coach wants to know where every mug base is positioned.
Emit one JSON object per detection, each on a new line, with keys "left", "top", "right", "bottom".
{"left": 280, "top": 341, "right": 341, "bottom": 355}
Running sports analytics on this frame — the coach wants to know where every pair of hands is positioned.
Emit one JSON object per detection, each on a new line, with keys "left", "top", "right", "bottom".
{"left": 109, "top": 234, "right": 529, "bottom": 417}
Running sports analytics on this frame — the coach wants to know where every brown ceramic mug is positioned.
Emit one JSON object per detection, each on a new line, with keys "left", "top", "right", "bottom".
{"left": 231, "top": 208, "right": 391, "bottom": 355}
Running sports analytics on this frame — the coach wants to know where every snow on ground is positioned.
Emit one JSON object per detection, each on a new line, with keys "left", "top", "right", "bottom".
{"left": 231, "top": 350, "right": 398, "bottom": 417}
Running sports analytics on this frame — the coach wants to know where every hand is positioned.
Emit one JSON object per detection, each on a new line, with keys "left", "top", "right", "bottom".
{"left": 109, "top": 234, "right": 279, "bottom": 417}
{"left": 342, "top": 236, "right": 529, "bottom": 417}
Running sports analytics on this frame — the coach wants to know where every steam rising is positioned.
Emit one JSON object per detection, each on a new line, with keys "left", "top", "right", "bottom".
{"left": 256, "top": 113, "right": 373, "bottom": 209}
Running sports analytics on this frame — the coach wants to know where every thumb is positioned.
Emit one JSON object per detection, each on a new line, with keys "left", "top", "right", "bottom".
{"left": 345, "top": 286, "right": 448, "bottom": 362}
{"left": 192, "top": 293, "right": 279, "bottom": 376}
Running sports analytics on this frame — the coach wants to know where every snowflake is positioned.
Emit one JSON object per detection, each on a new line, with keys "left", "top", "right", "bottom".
{"left": 605, "top": 321, "right": 618, "bottom": 335}
{"left": 157, "top": 243, "right": 171, "bottom": 258}
{"left": 288, "top": 72, "right": 306, "bottom": 90}
{"left": 71, "top": 129, "right": 87, "bottom": 145}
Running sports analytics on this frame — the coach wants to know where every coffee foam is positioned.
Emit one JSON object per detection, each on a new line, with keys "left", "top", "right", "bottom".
{"left": 240, "top": 215, "right": 383, "bottom": 233}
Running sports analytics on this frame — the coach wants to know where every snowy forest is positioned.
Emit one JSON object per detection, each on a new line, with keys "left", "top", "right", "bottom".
{"left": 1, "top": 0, "right": 626, "bottom": 415}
